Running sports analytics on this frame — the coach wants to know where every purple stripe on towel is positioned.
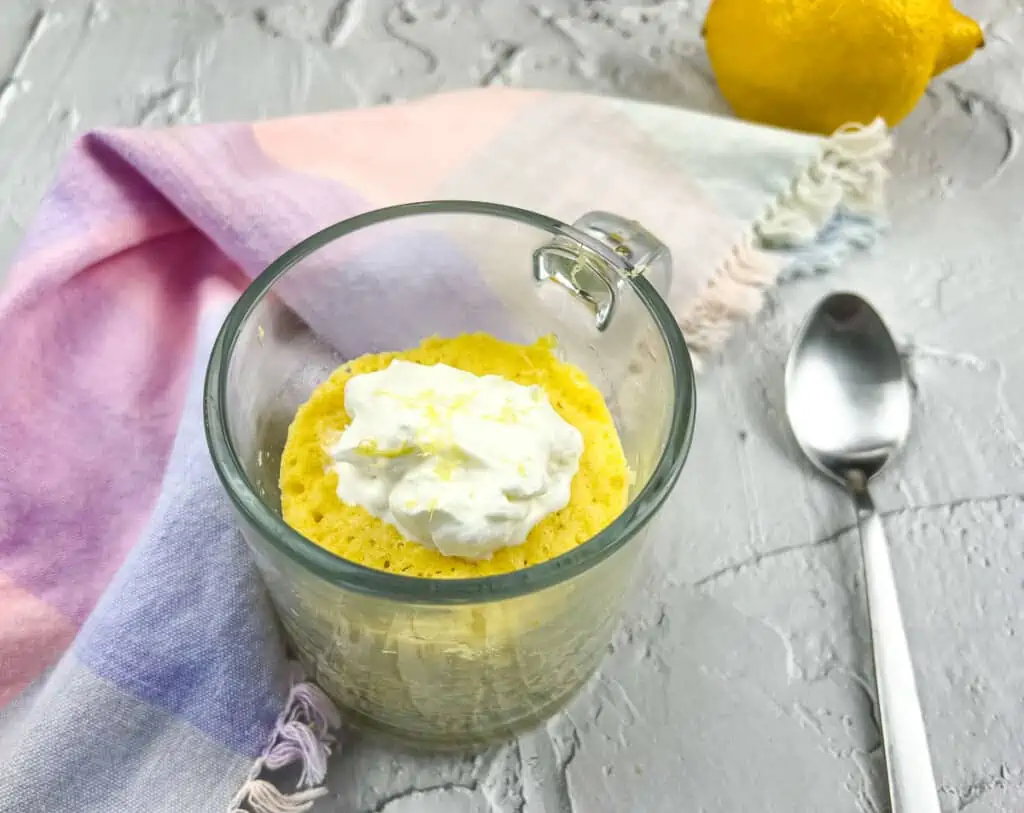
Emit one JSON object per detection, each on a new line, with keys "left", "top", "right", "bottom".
{"left": 73, "top": 307, "right": 288, "bottom": 756}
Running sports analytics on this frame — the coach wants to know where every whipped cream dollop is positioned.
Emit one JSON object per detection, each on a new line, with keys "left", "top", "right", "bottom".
{"left": 326, "top": 360, "right": 584, "bottom": 560}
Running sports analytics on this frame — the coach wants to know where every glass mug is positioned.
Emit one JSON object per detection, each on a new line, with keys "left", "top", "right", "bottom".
{"left": 204, "top": 201, "right": 696, "bottom": 748}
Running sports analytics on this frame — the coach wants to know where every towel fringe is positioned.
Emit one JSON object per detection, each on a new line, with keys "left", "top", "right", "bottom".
{"left": 230, "top": 780, "right": 328, "bottom": 813}
{"left": 679, "top": 118, "right": 892, "bottom": 367}
{"left": 756, "top": 117, "right": 891, "bottom": 248}
{"left": 228, "top": 672, "right": 342, "bottom": 813}
{"left": 679, "top": 234, "right": 778, "bottom": 369}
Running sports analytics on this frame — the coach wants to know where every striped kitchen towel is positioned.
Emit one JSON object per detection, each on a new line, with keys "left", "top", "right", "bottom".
{"left": 0, "top": 88, "right": 890, "bottom": 812}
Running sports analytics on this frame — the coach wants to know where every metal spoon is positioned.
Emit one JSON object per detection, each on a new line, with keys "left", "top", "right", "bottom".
{"left": 785, "top": 292, "right": 939, "bottom": 813}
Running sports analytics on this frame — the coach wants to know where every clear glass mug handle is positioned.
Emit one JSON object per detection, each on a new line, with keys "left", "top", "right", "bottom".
{"left": 532, "top": 211, "right": 672, "bottom": 331}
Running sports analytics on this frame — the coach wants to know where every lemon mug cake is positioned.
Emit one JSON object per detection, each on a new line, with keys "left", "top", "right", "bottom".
{"left": 204, "top": 201, "right": 694, "bottom": 746}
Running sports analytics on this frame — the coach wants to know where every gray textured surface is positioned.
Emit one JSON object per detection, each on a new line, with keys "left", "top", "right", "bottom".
{"left": 2, "top": 1, "right": 1022, "bottom": 812}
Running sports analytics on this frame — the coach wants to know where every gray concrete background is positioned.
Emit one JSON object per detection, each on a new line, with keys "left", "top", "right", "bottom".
{"left": 2, "top": 1, "right": 1022, "bottom": 812}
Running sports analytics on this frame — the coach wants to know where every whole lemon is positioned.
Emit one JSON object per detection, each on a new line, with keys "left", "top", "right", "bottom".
{"left": 703, "top": 0, "right": 984, "bottom": 134}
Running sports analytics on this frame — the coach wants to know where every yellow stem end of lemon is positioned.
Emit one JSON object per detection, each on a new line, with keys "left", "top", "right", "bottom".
{"left": 934, "top": 10, "right": 984, "bottom": 77}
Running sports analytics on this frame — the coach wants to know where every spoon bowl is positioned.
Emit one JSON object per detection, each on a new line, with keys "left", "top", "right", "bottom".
{"left": 785, "top": 292, "right": 911, "bottom": 484}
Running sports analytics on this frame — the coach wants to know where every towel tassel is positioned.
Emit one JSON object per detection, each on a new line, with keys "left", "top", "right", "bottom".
{"left": 227, "top": 670, "right": 342, "bottom": 813}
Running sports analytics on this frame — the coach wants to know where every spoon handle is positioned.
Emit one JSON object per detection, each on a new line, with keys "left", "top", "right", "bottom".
{"left": 851, "top": 485, "right": 941, "bottom": 813}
